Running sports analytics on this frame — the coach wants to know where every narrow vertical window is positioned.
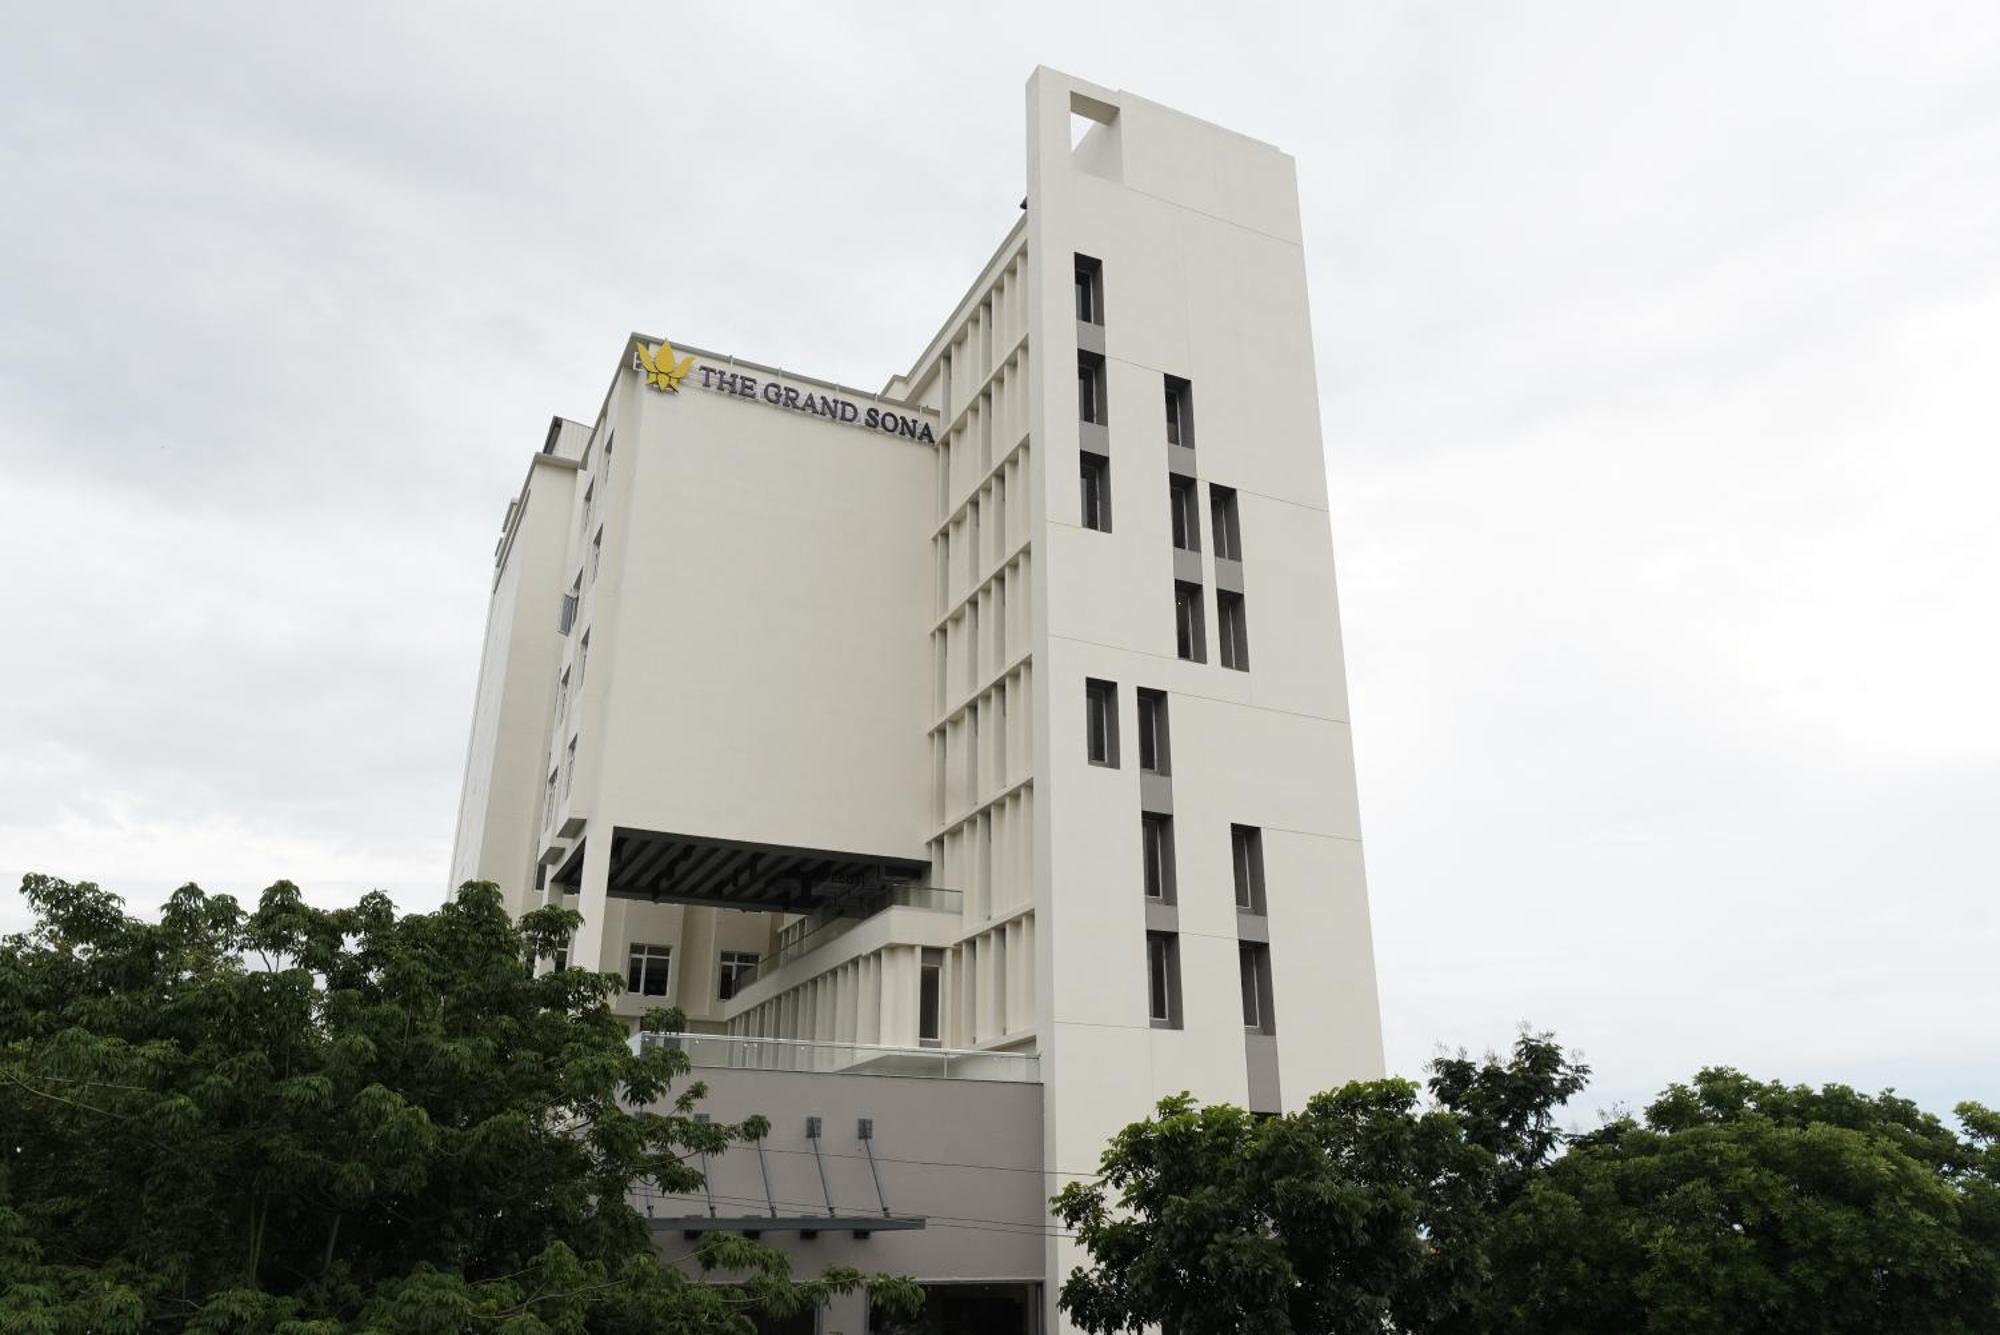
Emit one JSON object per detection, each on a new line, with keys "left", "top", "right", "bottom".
{"left": 1169, "top": 476, "right": 1199, "bottom": 551}
{"left": 555, "top": 668, "right": 570, "bottom": 724}
{"left": 1080, "top": 453, "right": 1112, "bottom": 532}
{"left": 1085, "top": 678, "right": 1119, "bottom": 767}
{"left": 1218, "top": 590, "right": 1250, "bottom": 671}
{"left": 1077, "top": 352, "right": 1106, "bottom": 425}
{"left": 1141, "top": 813, "right": 1175, "bottom": 903}
{"left": 1211, "top": 485, "right": 1241, "bottom": 561}
{"left": 581, "top": 480, "right": 595, "bottom": 534}
{"left": 1163, "top": 376, "right": 1193, "bottom": 449}
{"left": 589, "top": 526, "right": 603, "bottom": 585}
{"left": 918, "top": 947, "right": 944, "bottom": 1045}
{"left": 1240, "top": 943, "right": 1273, "bottom": 1032}
{"left": 1174, "top": 581, "right": 1206, "bottom": 662}
{"left": 578, "top": 630, "right": 590, "bottom": 684}
{"left": 1074, "top": 254, "right": 1103, "bottom": 324}
{"left": 1136, "top": 688, "right": 1169, "bottom": 775}
{"left": 1232, "top": 824, "right": 1266, "bottom": 913}
{"left": 1146, "top": 932, "right": 1181, "bottom": 1027}
{"left": 626, "top": 943, "right": 672, "bottom": 997}
{"left": 562, "top": 737, "right": 577, "bottom": 797}
{"left": 559, "top": 577, "right": 580, "bottom": 635}
{"left": 543, "top": 769, "right": 558, "bottom": 831}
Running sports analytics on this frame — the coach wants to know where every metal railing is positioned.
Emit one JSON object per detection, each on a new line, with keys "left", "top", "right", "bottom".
{"left": 632, "top": 1031, "right": 1038, "bottom": 1084}
{"left": 744, "top": 885, "right": 963, "bottom": 988}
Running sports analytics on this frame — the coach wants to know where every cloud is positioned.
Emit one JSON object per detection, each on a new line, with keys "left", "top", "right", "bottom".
{"left": 2, "top": 0, "right": 1995, "bottom": 1120}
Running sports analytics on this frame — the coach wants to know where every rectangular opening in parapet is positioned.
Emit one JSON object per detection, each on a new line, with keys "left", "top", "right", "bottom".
{"left": 1069, "top": 90, "right": 1122, "bottom": 181}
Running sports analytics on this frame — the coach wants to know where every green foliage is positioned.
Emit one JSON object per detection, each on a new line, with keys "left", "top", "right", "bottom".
{"left": 1486, "top": 1069, "right": 2000, "bottom": 1335}
{"left": 1055, "top": 1032, "right": 2000, "bottom": 1335}
{"left": 1053, "top": 1032, "right": 1588, "bottom": 1335}
{"left": 0, "top": 875, "right": 920, "bottom": 1333}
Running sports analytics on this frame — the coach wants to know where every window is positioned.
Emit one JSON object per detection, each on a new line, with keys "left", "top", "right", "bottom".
{"left": 1232, "top": 824, "right": 1266, "bottom": 913}
{"left": 1169, "top": 476, "right": 1199, "bottom": 551}
{"left": 558, "top": 577, "right": 580, "bottom": 635}
{"left": 581, "top": 480, "right": 595, "bottom": 533}
{"left": 1077, "top": 352, "right": 1106, "bottom": 425}
{"left": 551, "top": 931, "right": 572, "bottom": 972}
{"left": 543, "top": 769, "right": 558, "bottom": 830}
{"left": 918, "top": 947, "right": 944, "bottom": 1045}
{"left": 1211, "top": 485, "right": 1241, "bottom": 561}
{"left": 1164, "top": 376, "right": 1192, "bottom": 449}
{"left": 1240, "top": 943, "right": 1273, "bottom": 1032}
{"left": 1174, "top": 581, "right": 1206, "bottom": 662}
{"left": 718, "top": 951, "right": 760, "bottom": 1001}
{"left": 1218, "top": 590, "right": 1250, "bottom": 671}
{"left": 1136, "top": 688, "right": 1169, "bottom": 775}
{"left": 1146, "top": 932, "right": 1181, "bottom": 1027}
{"left": 589, "top": 526, "right": 603, "bottom": 584}
{"left": 561, "top": 736, "right": 577, "bottom": 797}
{"left": 1141, "top": 813, "right": 1175, "bottom": 902}
{"left": 1074, "top": 254, "right": 1103, "bottom": 324}
{"left": 555, "top": 668, "right": 570, "bottom": 724}
{"left": 626, "top": 943, "right": 672, "bottom": 997}
{"left": 578, "top": 630, "right": 590, "bottom": 684}
{"left": 1085, "top": 679, "right": 1119, "bottom": 767}
{"left": 1080, "top": 453, "right": 1112, "bottom": 532}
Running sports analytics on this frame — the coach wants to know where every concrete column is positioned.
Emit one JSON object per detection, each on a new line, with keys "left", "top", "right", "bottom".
{"left": 571, "top": 833, "right": 614, "bottom": 973}
{"left": 821, "top": 1290, "right": 868, "bottom": 1335}
{"left": 678, "top": 905, "right": 719, "bottom": 1020}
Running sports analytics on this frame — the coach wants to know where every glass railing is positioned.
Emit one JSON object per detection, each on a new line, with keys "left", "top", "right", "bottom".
{"left": 632, "top": 1031, "right": 1038, "bottom": 1083}
{"left": 744, "top": 886, "right": 963, "bottom": 987}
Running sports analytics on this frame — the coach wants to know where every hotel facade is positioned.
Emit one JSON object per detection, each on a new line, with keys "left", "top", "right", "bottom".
{"left": 450, "top": 68, "right": 1383, "bottom": 1335}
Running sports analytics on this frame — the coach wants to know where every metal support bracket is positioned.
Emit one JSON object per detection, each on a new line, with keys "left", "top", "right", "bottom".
{"left": 859, "top": 1117, "right": 893, "bottom": 1219}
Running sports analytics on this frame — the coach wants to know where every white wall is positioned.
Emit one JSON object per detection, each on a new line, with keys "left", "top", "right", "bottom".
{"left": 1022, "top": 69, "right": 1385, "bottom": 1327}
{"left": 447, "top": 452, "right": 579, "bottom": 916}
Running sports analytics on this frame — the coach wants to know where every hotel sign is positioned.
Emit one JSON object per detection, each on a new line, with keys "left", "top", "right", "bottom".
{"left": 633, "top": 337, "right": 937, "bottom": 445}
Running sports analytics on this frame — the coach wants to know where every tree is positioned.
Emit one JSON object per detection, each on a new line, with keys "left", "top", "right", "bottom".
{"left": 1055, "top": 1032, "right": 2000, "bottom": 1335}
{"left": 1482, "top": 1069, "right": 2000, "bottom": 1335}
{"left": 1052, "top": 1033, "right": 1588, "bottom": 1335}
{"left": 0, "top": 874, "right": 920, "bottom": 1333}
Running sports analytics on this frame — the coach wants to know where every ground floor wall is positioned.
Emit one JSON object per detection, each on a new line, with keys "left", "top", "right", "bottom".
{"left": 639, "top": 1066, "right": 1048, "bottom": 1332}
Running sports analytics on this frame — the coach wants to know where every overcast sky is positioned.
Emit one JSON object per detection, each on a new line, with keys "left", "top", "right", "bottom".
{"left": 4, "top": 2, "right": 1996, "bottom": 1122}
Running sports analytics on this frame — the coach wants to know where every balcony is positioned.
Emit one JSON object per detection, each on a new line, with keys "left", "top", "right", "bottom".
{"left": 749, "top": 884, "right": 961, "bottom": 987}
{"left": 633, "top": 1031, "right": 1039, "bottom": 1084}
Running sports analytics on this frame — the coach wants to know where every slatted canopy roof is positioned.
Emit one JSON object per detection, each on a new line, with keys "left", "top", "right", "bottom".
{"left": 551, "top": 828, "right": 929, "bottom": 915}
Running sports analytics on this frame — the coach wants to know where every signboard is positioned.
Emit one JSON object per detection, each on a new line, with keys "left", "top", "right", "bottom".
{"left": 633, "top": 337, "right": 937, "bottom": 445}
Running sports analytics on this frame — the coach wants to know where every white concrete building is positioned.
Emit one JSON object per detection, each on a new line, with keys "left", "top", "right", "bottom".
{"left": 451, "top": 67, "right": 1383, "bottom": 1335}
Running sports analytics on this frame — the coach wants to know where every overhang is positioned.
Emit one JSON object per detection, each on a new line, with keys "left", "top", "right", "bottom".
{"left": 551, "top": 827, "right": 929, "bottom": 914}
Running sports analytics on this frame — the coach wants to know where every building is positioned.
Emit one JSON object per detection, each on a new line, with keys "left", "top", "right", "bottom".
{"left": 450, "top": 67, "right": 1384, "bottom": 1335}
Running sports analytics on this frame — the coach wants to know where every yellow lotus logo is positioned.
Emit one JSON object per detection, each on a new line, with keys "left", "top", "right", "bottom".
{"left": 635, "top": 337, "right": 696, "bottom": 393}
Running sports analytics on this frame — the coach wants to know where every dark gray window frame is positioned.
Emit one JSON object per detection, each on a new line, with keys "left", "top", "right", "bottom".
{"left": 1146, "top": 931, "right": 1183, "bottom": 1028}
{"left": 1174, "top": 581, "right": 1207, "bottom": 663}
{"left": 1169, "top": 475, "right": 1200, "bottom": 552}
{"left": 1232, "top": 824, "right": 1267, "bottom": 914}
{"left": 1077, "top": 351, "right": 1108, "bottom": 426}
{"left": 1218, "top": 588, "right": 1250, "bottom": 671}
{"left": 1136, "top": 688, "right": 1170, "bottom": 776}
{"left": 1141, "top": 811, "right": 1176, "bottom": 903}
{"left": 1074, "top": 254, "right": 1104, "bottom": 325}
{"left": 1210, "top": 484, "right": 1242, "bottom": 561}
{"left": 1080, "top": 451, "right": 1112, "bottom": 532}
{"left": 1085, "top": 678, "right": 1120, "bottom": 768}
